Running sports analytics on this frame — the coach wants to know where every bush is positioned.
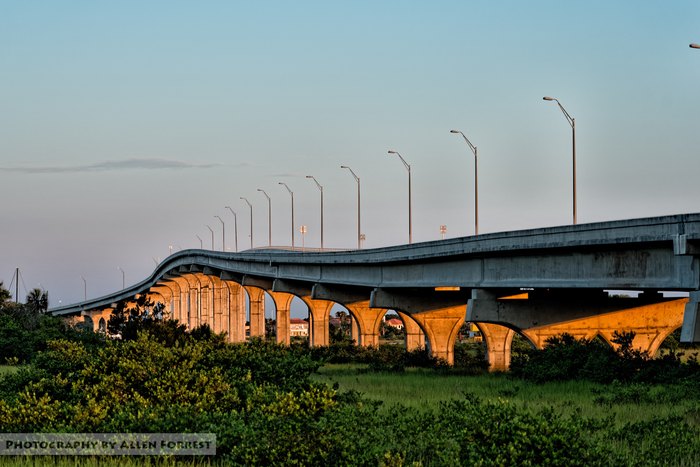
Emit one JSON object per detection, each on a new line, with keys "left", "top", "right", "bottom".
{"left": 511, "top": 331, "right": 700, "bottom": 385}
{"left": 0, "top": 324, "right": 698, "bottom": 465}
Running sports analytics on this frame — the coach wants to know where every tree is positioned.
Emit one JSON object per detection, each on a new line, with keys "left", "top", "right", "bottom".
{"left": 0, "top": 283, "right": 12, "bottom": 309}
{"left": 25, "top": 288, "right": 49, "bottom": 314}
{"left": 265, "top": 318, "right": 276, "bottom": 340}
{"left": 107, "top": 294, "right": 167, "bottom": 340}
{"left": 330, "top": 310, "right": 352, "bottom": 343}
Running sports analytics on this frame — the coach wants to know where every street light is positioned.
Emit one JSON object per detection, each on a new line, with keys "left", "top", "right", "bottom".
{"left": 118, "top": 267, "right": 125, "bottom": 289}
{"left": 195, "top": 234, "right": 203, "bottom": 249}
{"left": 440, "top": 225, "right": 447, "bottom": 240}
{"left": 450, "top": 130, "right": 479, "bottom": 235}
{"left": 300, "top": 225, "right": 307, "bottom": 249}
{"left": 388, "top": 150, "right": 412, "bottom": 244}
{"left": 80, "top": 276, "right": 86, "bottom": 301}
{"left": 306, "top": 175, "right": 324, "bottom": 249}
{"left": 278, "top": 182, "right": 295, "bottom": 250}
{"left": 225, "top": 206, "right": 239, "bottom": 252}
{"left": 543, "top": 96, "right": 577, "bottom": 225}
{"left": 341, "top": 165, "right": 361, "bottom": 249}
{"left": 257, "top": 189, "right": 272, "bottom": 247}
{"left": 215, "top": 215, "right": 225, "bottom": 252}
{"left": 240, "top": 197, "right": 253, "bottom": 249}
{"left": 206, "top": 225, "right": 215, "bottom": 250}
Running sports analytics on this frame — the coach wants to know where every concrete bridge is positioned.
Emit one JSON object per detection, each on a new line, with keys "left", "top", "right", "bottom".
{"left": 50, "top": 213, "right": 700, "bottom": 370}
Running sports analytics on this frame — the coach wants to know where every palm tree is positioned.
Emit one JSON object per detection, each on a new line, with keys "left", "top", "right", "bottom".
{"left": 26, "top": 288, "right": 48, "bottom": 313}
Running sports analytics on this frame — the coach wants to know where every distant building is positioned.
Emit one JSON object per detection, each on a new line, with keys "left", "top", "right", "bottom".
{"left": 385, "top": 318, "right": 404, "bottom": 330}
{"left": 290, "top": 318, "right": 309, "bottom": 337}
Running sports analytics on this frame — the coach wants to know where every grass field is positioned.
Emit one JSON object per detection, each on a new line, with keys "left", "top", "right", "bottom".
{"left": 313, "top": 363, "right": 700, "bottom": 427}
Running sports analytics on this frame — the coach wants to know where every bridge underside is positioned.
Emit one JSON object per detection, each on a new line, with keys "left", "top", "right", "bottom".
{"left": 54, "top": 213, "right": 700, "bottom": 369}
{"left": 76, "top": 273, "right": 692, "bottom": 370}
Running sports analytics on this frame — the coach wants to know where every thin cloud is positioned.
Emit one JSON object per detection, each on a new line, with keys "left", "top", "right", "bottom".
{"left": 270, "top": 171, "right": 309, "bottom": 178}
{"left": 0, "top": 158, "right": 222, "bottom": 174}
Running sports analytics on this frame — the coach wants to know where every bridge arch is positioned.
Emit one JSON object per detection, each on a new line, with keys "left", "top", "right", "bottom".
{"left": 48, "top": 213, "right": 700, "bottom": 366}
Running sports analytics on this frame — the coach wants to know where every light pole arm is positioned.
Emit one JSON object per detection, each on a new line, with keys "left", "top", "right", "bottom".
{"left": 553, "top": 99, "right": 575, "bottom": 128}
{"left": 279, "top": 182, "right": 293, "bottom": 196}
{"left": 388, "top": 150, "right": 411, "bottom": 172}
{"left": 306, "top": 175, "right": 323, "bottom": 192}
{"left": 341, "top": 166, "right": 359, "bottom": 182}
{"left": 454, "top": 131, "right": 477, "bottom": 158}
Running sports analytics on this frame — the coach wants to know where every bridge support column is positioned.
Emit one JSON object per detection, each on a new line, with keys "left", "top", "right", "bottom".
{"left": 245, "top": 286, "right": 266, "bottom": 339}
{"left": 476, "top": 322, "right": 515, "bottom": 372}
{"left": 681, "top": 291, "right": 700, "bottom": 344}
{"left": 164, "top": 277, "right": 192, "bottom": 328}
{"left": 344, "top": 302, "right": 385, "bottom": 347}
{"left": 81, "top": 308, "right": 113, "bottom": 332}
{"left": 270, "top": 291, "right": 294, "bottom": 345}
{"left": 223, "top": 281, "right": 246, "bottom": 343}
{"left": 158, "top": 282, "right": 182, "bottom": 324}
{"left": 409, "top": 307, "right": 464, "bottom": 364}
{"left": 303, "top": 298, "right": 333, "bottom": 347}
{"left": 171, "top": 285, "right": 183, "bottom": 324}
{"left": 398, "top": 311, "right": 425, "bottom": 351}
{"left": 147, "top": 286, "right": 173, "bottom": 317}
{"left": 310, "top": 284, "right": 384, "bottom": 347}
{"left": 173, "top": 274, "right": 203, "bottom": 329}
{"left": 211, "top": 278, "right": 225, "bottom": 334}
{"left": 370, "top": 287, "right": 469, "bottom": 365}
{"left": 188, "top": 285, "right": 199, "bottom": 329}
{"left": 350, "top": 315, "right": 360, "bottom": 344}
{"left": 198, "top": 276, "right": 212, "bottom": 329}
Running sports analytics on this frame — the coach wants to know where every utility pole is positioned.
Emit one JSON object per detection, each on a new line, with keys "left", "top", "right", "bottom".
{"left": 14, "top": 268, "right": 19, "bottom": 303}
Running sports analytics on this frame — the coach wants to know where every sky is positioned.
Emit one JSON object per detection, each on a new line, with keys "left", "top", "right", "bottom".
{"left": 2, "top": 1, "right": 700, "bottom": 312}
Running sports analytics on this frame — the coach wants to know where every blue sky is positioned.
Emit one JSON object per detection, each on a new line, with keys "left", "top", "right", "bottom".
{"left": 2, "top": 1, "right": 700, "bottom": 310}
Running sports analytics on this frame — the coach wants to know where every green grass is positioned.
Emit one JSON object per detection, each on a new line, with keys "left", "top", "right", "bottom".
{"left": 313, "top": 363, "right": 700, "bottom": 427}
{"left": 0, "top": 457, "right": 213, "bottom": 466}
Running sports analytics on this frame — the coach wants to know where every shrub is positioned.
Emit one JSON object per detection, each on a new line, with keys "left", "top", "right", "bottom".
{"left": 511, "top": 331, "right": 700, "bottom": 384}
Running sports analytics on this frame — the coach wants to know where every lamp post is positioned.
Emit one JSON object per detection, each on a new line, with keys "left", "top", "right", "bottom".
{"left": 341, "top": 165, "right": 361, "bottom": 249}
{"left": 300, "top": 225, "right": 307, "bottom": 249}
{"left": 195, "top": 234, "right": 203, "bottom": 249}
{"left": 440, "top": 225, "right": 447, "bottom": 240}
{"left": 206, "top": 225, "right": 215, "bottom": 250}
{"left": 118, "top": 267, "right": 125, "bottom": 289}
{"left": 80, "top": 276, "right": 86, "bottom": 301}
{"left": 306, "top": 175, "right": 324, "bottom": 249}
{"left": 225, "top": 206, "right": 239, "bottom": 252}
{"left": 450, "top": 130, "right": 479, "bottom": 235}
{"left": 240, "top": 197, "right": 253, "bottom": 249}
{"left": 278, "top": 182, "right": 295, "bottom": 249}
{"left": 543, "top": 96, "right": 577, "bottom": 225}
{"left": 215, "top": 215, "right": 225, "bottom": 252}
{"left": 388, "top": 150, "right": 412, "bottom": 244}
{"left": 257, "top": 189, "right": 272, "bottom": 247}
